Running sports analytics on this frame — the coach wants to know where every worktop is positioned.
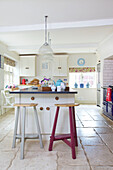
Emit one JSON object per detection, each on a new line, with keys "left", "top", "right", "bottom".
{"left": 10, "top": 88, "right": 77, "bottom": 94}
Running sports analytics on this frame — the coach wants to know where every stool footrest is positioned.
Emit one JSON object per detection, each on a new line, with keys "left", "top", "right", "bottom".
{"left": 16, "top": 134, "right": 39, "bottom": 139}
{"left": 63, "top": 139, "right": 71, "bottom": 147}
{"left": 53, "top": 134, "right": 71, "bottom": 140}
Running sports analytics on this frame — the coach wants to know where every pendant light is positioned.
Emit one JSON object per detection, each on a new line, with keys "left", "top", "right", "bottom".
{"left": 39, "top": 16, "right": 53, "bottom": 60}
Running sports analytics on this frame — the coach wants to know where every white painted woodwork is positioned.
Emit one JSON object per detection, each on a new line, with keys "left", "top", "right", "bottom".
{"left": 53, "top": 56, "right": 68, "bottom": 76}
{"left": 15, "top": 93, "right": 75, "bottom": 139}
{"left": 20, "top": 56, "right": 35, "bottom": 76}
{"left": 73, "top": 88, "right": 96, "bottom": 104}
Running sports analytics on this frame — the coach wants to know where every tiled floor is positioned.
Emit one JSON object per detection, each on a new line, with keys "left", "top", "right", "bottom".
{"left": 1, "top": 105, "right": 113, "bottom": 170}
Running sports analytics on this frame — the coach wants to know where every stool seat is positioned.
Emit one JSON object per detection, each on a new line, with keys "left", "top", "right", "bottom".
{"left": 55, "top": 103, "right": 79, "bottom": 107}
{"left": 14, "top": 103, "right": 38, "bottom": 107}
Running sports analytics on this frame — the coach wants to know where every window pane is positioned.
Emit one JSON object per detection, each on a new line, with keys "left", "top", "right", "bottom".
{"left": 4, "top": 64, "right": 14, "bottom": 88}
{"left": 69, "top": 72, "right": 96, "bottom": 89}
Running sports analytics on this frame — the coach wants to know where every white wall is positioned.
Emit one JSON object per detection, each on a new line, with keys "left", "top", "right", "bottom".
{"left": 75, "top": 88, "right": 96, "bottom": 104}
{"left": 69, "top": 53, "right": 97, "bottom": 104}
{"left": 69, "top": 53, "right": 97, "bottom": 67}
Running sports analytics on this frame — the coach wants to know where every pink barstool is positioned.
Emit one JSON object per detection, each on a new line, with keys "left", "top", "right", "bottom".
{"left": 49, "top": 103, "right": 79, "bottom": 159}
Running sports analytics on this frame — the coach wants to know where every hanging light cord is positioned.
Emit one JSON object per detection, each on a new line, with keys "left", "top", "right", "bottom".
{"left": 45, "top": 16, "right": 48, "bottom": 43}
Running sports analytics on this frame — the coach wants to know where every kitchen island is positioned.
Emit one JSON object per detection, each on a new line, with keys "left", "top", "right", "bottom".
{"left": 10, "top": 88, "right": 78, "bottom": 140}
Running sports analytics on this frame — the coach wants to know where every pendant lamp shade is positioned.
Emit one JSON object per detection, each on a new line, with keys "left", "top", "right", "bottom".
{"left": 39, "top": 16, "right": 53, "bottom": 60}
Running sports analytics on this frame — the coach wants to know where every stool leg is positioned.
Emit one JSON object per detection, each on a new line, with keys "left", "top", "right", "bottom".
{"left": 34, "top": 106, "right": 43, "bottom": 148}
{"left": 72, "top": 106, "right": 78, "bottom": 147}
{"left": 69, "top": 107, "right": 76, "bottom": 159}
{"left": 12, "top": 106, "right": 20, "bottom": 148}
{"left": 49, "top": 106, "right": 60, "bottom": 151}
{"left": 21, "top": 106, "right": 26, "bottom": 159}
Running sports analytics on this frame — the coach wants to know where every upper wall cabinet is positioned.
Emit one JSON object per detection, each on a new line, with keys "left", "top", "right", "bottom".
{"left": 20, "top": 56, "right": 36, "bottom": 76}
{"left": 53, "top": 55, "right": 68, "bottom": 76}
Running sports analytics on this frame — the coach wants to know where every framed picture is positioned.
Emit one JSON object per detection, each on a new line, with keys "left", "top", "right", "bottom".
{"left": 42, "top": 62, "right": 49, "bottom": 70}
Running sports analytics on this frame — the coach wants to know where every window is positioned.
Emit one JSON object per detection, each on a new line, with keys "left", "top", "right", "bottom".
{"left": 4, "top": 64, "right": 15, "bottom": 88}
{"left": 69, "top": 72, "right": 96, "bottom": 89}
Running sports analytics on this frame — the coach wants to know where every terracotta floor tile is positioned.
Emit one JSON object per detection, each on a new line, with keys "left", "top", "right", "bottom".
{"left": 91, "top": 115, "right": 106, "bottom": 121}
{"left": 84, "top": 145, "right": 113, "bottom": 166}
{"left": 91, "top": 166, "right": 113, "bottom": 170}
{"left": 58, "top": 150, "right": 89, "bottom": 166}
{"left": 0, "top": 150, "right": 18, "bottom": 170}
{"left": 77, "top": 128, "right": 97, "bottom": 137}
{"left": 80, "top": 136, "right": 104, "bottom": 146}
{"left": 8, "top": 151, "right": 57, "bottom": 170}
{"left": 81, "top": 120, "right": 108, "bottom": 128}
{"left": 77, "top": 115, "right": 93, "bottom": 121}
{"left": 58, "top": 165, "right": 90, "bottom": 170}
{"left": 76, "top": 121, "right": 83, "bottom": 127}
{"left": 99, "top": 134, "right": 113, "bottom": 152}
{"left": 94, "top": 127, "right": 113, "bottom": 134}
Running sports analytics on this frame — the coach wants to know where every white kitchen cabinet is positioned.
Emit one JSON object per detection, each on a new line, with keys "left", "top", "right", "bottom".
{"left": 53, "top": 55, "right": 68, "bottom": 76}
{"left": 15, "top": 93, "right": 75, "bottom": 140}
{"left": 20, "top": 56, "right": 36, "bottom": 76}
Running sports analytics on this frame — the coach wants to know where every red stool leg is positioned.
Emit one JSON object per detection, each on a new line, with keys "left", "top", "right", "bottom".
{"left": 72, "top": 106, "right": 78, "bottom": 147}
{"left": 49, "top": 106, "right": 60, "bottom": 151}
{"left": 69, "top": 107, "right": 76, "bottom": 159}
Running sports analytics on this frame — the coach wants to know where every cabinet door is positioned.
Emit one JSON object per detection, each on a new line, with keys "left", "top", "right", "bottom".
{"left": 53, "top": 57, "right": 60, "bottom": 76}
{"left": 20, "top": 57, "right": 35, "bottom": 76}
{"left": 53, "top": 56, "right": 68, "bottom": 76}
{"left": 38, "top": 107, "right": 51, "bottom": 134}
{"left": 60, "top": 57, "right": 67, "bottom": 76}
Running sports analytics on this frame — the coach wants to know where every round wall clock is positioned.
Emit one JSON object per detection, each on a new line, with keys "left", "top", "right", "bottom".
{"left": 77, "top": 58, "right": 85, "bottom": 66}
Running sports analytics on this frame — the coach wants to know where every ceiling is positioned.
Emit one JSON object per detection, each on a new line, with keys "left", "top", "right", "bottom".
{"left": 0, "top": 0, "right": 113, "bottom": 55}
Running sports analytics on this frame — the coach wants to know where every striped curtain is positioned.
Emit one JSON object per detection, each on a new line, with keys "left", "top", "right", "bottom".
{"left": 69, "top": 67, "right": 95, "bottom": 73}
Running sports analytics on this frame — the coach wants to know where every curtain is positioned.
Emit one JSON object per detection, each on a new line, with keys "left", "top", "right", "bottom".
{"left": 4, "top": 57, "right": 15, "bottom": 67}
{"left": 69, "top": 67, "right": 95, "bottom": 73}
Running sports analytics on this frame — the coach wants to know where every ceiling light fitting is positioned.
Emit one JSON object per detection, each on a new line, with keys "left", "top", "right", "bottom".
{"left": 39, "top": 16, "right": 53, "bottom": 60}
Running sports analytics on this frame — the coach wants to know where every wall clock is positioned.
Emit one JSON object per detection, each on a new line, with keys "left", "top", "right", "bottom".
{"left": 77, "top": 58, "right": 85, "bottom": 66}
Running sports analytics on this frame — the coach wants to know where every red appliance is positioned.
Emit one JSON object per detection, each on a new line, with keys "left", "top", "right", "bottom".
{"left": 106, "top": 88, "right": 112, "bottom": 101}
{"left": 22, "top": 79, "right": 26, "bottom": 85}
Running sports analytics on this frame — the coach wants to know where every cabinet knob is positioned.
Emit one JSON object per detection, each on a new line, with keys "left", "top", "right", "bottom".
{"left": 46, "top": 107, "right": 50, "bottom": 110}
{"left": 58, "top": 67, "right": 61, "bottom": 69}
{"left": 31, "top": 97, "right": 35, "bottom": 100}
{"left": 55, "top": 96, "right": 59, "bottom": 100}
{"left": 40, "top": 107, "right": 43, "bottom": 110}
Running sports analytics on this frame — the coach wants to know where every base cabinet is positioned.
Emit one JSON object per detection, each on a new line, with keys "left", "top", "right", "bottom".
{"left": 15, "top": 94, "right": 75, "bottom": 139}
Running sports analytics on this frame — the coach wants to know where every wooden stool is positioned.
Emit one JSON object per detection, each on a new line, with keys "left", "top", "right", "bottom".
{"left": 49, "top": 103, "right": 79, "bottom": 159}
{"left": 12, "top": 103, "right": 43, "bottom": 159}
